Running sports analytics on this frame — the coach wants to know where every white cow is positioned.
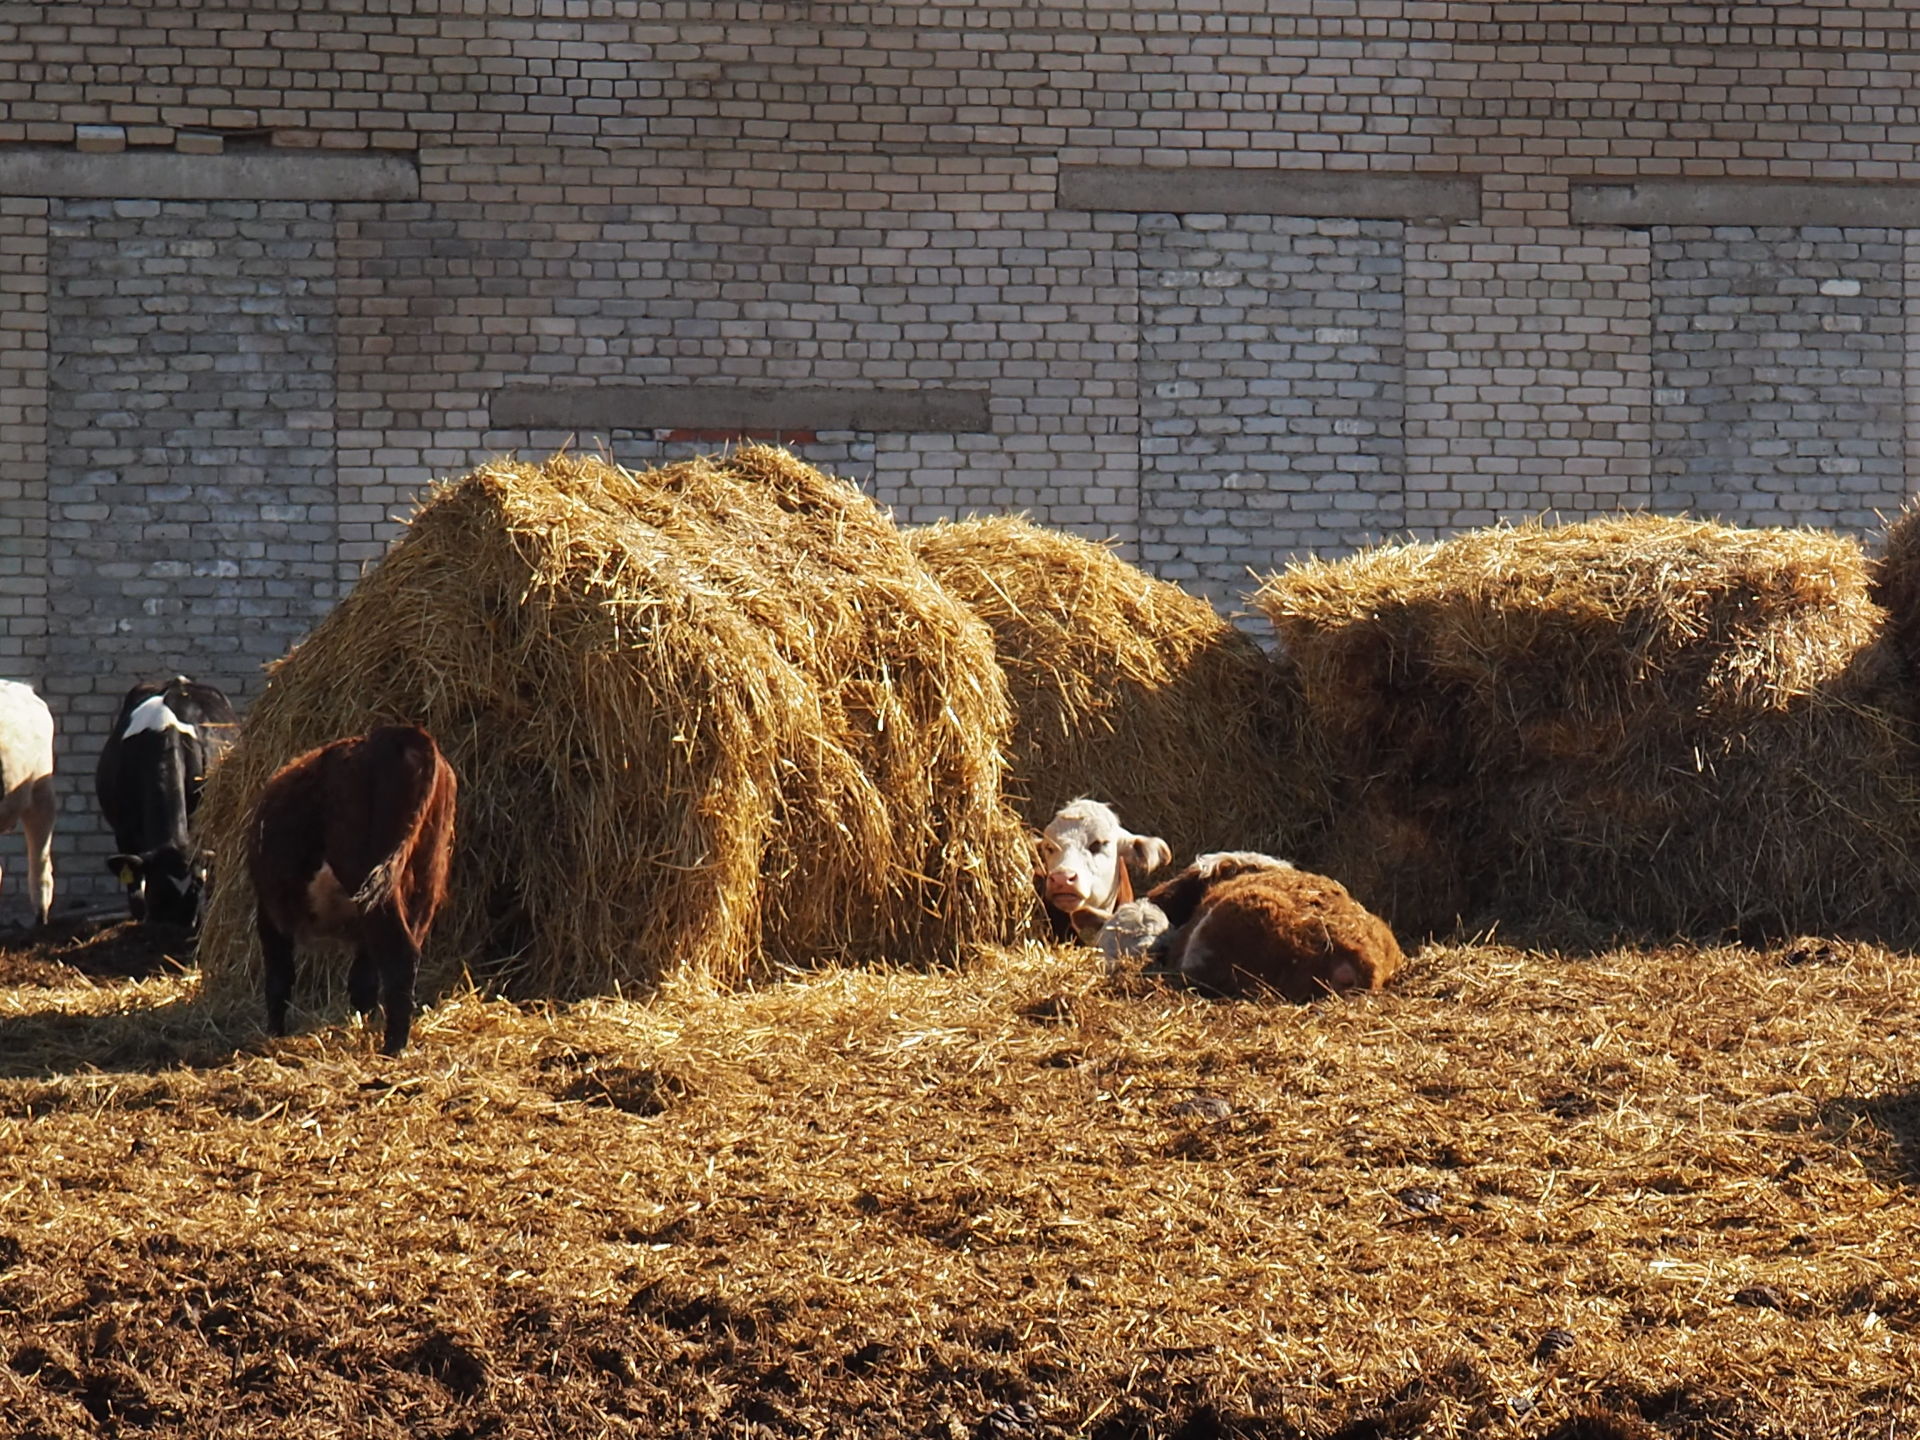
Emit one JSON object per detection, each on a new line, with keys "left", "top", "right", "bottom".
{"left": 1034, "top": 798, "right": 1171, "bottom": 945}
{"left": 0, "top": 680, "right": 55, "bottom": 926}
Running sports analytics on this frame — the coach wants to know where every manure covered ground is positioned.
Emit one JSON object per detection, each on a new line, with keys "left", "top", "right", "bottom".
{"left": 5, "top": 928, "right": 1920, "bottom": 1438}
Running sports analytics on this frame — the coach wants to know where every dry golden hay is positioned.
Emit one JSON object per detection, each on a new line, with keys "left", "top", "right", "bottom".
{"left": 13, "top": 931, "right": 1920, "bottom": 1435}
{"left": 1870, "top": 498, "right": 1920, "bottom": 687}
{"left": 192, "top": 447, "right": 1033, "bottom": 1013}
{"left": 1255, "top": 512, "right": 1920, "bottom": 942}
{"left": 906, "top": 515, "right": 1314, "bottom": 862}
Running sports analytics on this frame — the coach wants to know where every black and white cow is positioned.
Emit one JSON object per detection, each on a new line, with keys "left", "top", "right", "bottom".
{"left": 95, "top": 676, "right": 238, "bottom": 926}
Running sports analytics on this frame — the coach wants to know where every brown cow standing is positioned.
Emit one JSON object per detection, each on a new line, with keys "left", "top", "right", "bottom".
{"left": 251, "top": 725, "right": 457, "bottom": 1055}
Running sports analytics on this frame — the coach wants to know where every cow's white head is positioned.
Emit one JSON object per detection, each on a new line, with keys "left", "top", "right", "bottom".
{"left": 1035, "top": 798, "right": 1172, "bottom": 928}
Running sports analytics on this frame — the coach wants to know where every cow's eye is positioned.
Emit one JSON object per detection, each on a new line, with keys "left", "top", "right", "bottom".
{"left": 1088, "top": 840, "right": 1107, "bottom": 854}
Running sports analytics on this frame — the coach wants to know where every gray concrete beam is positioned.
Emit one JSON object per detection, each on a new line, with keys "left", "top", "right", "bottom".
{"left": 0, "top": 148, "right": 417, "bottom": 201}
{"left": 1057, "top": 166, "right": 1479, "bottom": 221}
{"left": 490, "top": 384, "right": 994, "bottom": 434}
{"left": 1572, "top": 179, "right": 1920, "bottom": 228}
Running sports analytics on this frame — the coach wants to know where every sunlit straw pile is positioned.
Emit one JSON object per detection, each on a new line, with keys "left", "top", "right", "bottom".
{"left": 193, "top": 448, "right": 1032, "bottom": 1012}
{"left": 908, "top": 515, "right": 1311, "bottom": 861}
{"left": 1256, "top": 513, "right": 1920, "bottom": 942}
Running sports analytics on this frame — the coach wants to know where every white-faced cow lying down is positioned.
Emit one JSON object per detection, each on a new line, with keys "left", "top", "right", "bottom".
{"left": 1034, "top": 798, "right": 1172, "bottom": 945}
{"left": 1145, "top": 851, "right": 1402, "bottom": 1001}
{"left": 96, "top": 675, "right": 238, "bottom": 927}
{"left": 252, "top": 725, "right": 458, "bottom": 1056}
{"left": 0, "top": 680, "right": 55, "bottom": 927}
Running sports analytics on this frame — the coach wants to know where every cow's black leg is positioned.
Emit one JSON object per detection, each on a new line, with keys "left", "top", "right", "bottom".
{"left": 347, "top": 944, "right": 380, "bottom": 1018}
{"left": 259, "top": 906, "right": 297, "bottom": 1038}
{"left": 363, "top": 907, "right": 420, "bottom": 1056}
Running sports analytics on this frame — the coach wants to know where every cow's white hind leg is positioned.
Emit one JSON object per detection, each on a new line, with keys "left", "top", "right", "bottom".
{"left": 21, "top": 776, "right": 53, "bottom": 926}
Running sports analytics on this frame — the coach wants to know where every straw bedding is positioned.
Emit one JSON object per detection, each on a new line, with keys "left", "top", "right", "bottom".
{"left": 7, "top": 934, "right": 1920, "bottom": 1437}
{"left": 908, "top": 515, "right": 1313, "bottom": 862}
{"left": 1256, "top": 513, "right": 1920, "bottom": 943}
{"left": 192, "top": 448, "right": 1031, "bottom": 1011}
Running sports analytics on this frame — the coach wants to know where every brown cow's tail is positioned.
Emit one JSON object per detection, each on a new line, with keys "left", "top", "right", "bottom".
{"left": 350, "top": 730, "right": 452, "bottom": 911}
{"left": 352, "top": 854, "right": 406, "bottom": 910}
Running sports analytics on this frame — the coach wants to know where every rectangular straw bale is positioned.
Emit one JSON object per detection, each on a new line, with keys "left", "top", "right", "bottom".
{"left": 192, "top": 449, "right": 1033, "bottom": 1018}
{"left": 1256, "top": 514, "right": 1920, "bottom": 942}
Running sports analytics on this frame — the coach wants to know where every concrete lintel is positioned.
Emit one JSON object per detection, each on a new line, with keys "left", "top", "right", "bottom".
{"left": 0, "top": 147, "right": 418, "bottom": 201}
{"left": 1572, "top": 180, "right": 1920, "bottom": 229}
{"left": 490, "top": 384, "right": 994, "bottom": 435}
{"left": 1057, "top": 166, "right": 1480, "bottom": 222}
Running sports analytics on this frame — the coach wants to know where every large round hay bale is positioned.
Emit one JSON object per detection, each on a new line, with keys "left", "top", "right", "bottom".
{"left": 1255, "top": 513, "right": 1920, "bottom": 942}
{"left": 906, "top": 516, "right": 1313, "bottom": 861}
{"left": 193, "top": 448, "right": 1032, "bottom": 1012}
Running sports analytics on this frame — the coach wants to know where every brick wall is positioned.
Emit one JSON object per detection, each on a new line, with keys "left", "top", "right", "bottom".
{"left": 6, "top": 1, "right": 1920, "bottom": 910}
{"left": 1138, "top": 214, "right": 1405, "bottom": 607}
{"left": 1650, "top": 226, "right": 1908, "bottom": 529}
{"left": 0, "top": 196, "right": 48, "bottom": 683}
{"left": 1404, "top": 227, "right": 1653, "bottom": 532}
{"left": 43, "top": 198, "right": 341, "bottom": 889}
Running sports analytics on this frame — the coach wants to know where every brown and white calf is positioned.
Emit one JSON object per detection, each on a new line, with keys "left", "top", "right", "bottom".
{"left": 0, "top": 680, "right": 55, "bottom": 926}
{"left": 251, "top": 725, "right": 458, "bottom": 1055}
{"left": 1034, "top": 798, "right": 1171, "bottom": 945}
{"left": 1146, "top": 851, "right": 1401, "bottom": 1001}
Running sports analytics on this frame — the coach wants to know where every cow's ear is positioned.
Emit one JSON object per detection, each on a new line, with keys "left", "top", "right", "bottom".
{"left": 1125, "top": 835, "right": 1172, "bottom": 875}
{"left": 107, "top": 853, "right": 143, "bottom": 885}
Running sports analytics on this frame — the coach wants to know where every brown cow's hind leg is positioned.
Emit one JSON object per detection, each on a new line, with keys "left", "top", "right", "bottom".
{"left": 347, "top": 945, "right": 380, "bottom": 1019}
{"left": 260, "top": 907, "right": 297, "bottom": 1037}
{"left": 362, "top": 908, "right": 419, "bottom": 1056}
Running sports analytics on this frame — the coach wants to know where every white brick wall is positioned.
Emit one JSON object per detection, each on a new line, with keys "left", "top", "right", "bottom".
{"left": 7, "top": 2, "right": 1920, "bottom": 909}
{"left": 1404, "top": 227, "right": 1654, "bottom": 533}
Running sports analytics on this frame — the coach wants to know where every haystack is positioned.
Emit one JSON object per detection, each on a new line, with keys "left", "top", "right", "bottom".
{"left": 1870, "top": 499, "right": 1920, "bottom": 687}
{"left": 193, "top": 448, "right": 1032, "bottom": 1011}
{"left": 906, "top": 516, "right": 1313, "bottom": 862}
{"left": 1256, "top": 513, "right": 1920, "bottom": 942}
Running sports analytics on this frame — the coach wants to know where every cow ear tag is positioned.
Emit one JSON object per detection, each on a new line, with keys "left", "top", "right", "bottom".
{"left": 116, "top": 864, "right": 136, "bottom": 886}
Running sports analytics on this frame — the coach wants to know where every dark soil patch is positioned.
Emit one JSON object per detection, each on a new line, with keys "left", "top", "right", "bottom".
{"left": 0, "top": 914, "right": 193, "bottom": 988}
